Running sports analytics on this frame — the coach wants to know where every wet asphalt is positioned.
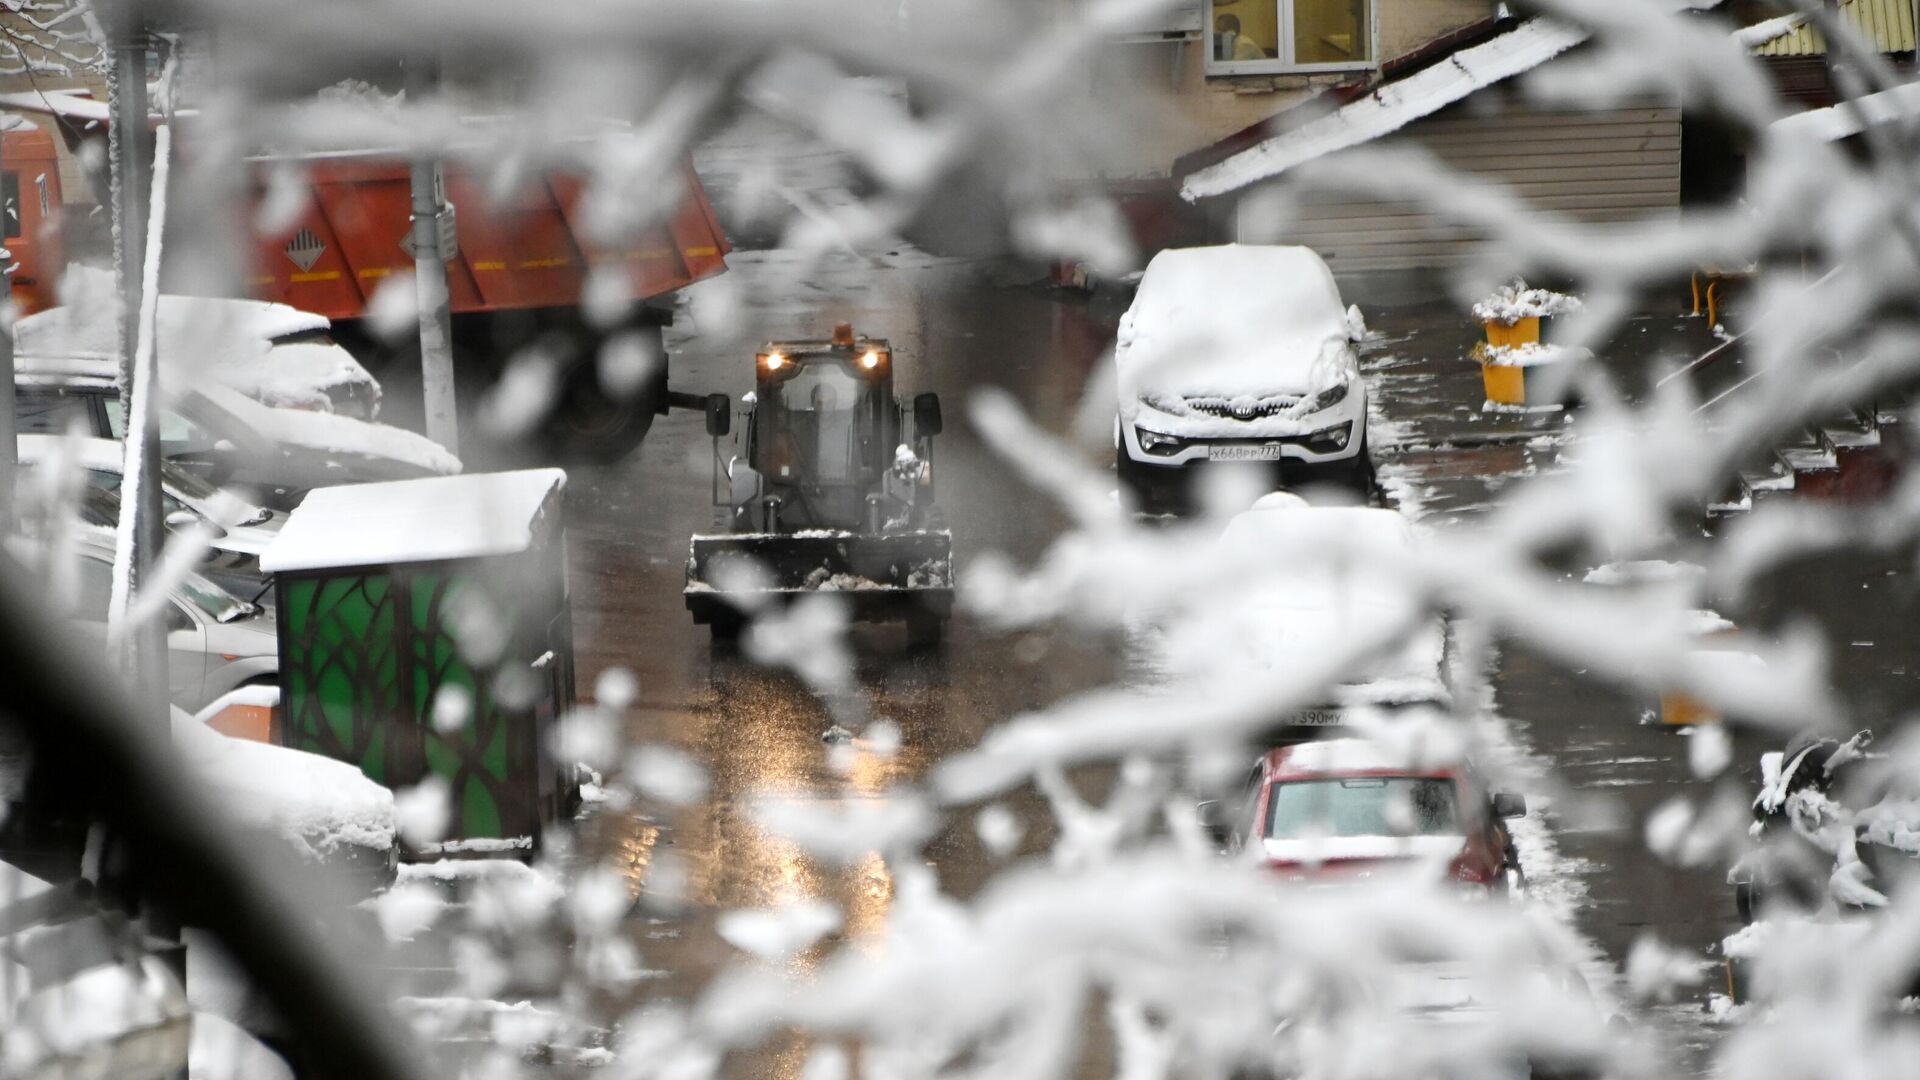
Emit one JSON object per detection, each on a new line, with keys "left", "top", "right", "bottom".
{"left": 398, "top": 116, "right": 1920, "bottom": 1075}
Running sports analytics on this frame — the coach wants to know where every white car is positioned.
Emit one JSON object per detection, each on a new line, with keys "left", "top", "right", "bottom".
{"left": 12, "top": 530, "right": 278, "bottom": 712}
{"left": 17, "top": 434, "right": 285, "bottom": 557}
{"left": 1158, "top": 495, "right": 1448, "bottom": 728}
{"left": 1114, "top": 245, "right": 1371, "bottom": 503}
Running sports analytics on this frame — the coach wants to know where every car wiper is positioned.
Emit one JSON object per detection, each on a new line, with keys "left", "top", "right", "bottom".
{"left": 242, "top": 508, "right": 274, "bottom": 526}
{"left": 218, "top": 601, "right": 261, "bottom": 624}
{"left": 247, "top": 579, "right": 273, "bottom": 607}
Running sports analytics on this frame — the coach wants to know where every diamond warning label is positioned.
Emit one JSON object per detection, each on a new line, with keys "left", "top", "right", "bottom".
{"left": 285, "top": 228, "right": 325, "bottom": 273}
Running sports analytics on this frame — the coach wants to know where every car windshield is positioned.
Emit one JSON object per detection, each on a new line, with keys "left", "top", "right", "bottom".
{"left": 177, "top": 570, "right": 253, "bottom": 623}
{"left": 1265, "top": 777, "right": 1459, "bottom": 839}
{"left": 764, "top": 361, "right": 864, "bottom": 484}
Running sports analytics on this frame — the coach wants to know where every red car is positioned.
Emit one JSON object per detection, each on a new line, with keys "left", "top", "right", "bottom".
{"left": 1234, "top": 739, "right": 1528, "bottom": 894}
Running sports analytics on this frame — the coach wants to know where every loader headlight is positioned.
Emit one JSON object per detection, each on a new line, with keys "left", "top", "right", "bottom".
{"left": 857, "top": 348, "right": 891, "bottom": 376}
{"left": 759, "top": 351, "right": 788, "bottom": 376}
{"left": 1136, "top": 427, "right": 1184, "bottom": 456}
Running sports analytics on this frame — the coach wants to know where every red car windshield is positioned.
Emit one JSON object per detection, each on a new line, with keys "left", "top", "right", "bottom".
{"left": 1265, "top": 777, "right": 1459, "bottom": 839}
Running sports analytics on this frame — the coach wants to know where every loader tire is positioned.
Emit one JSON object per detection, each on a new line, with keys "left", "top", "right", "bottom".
{"left": 708, "top": 609, "right": 747, "bottom": 645}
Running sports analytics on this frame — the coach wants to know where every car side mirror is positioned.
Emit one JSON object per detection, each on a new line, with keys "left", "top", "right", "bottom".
{"left": 913, "top": 392, "right": 943, "bottom": 437}
{"left": 704, "top": 393, "right": 731, "bottom": 438}
{"left": 1492, "top": 792, "right": 1526, "bottom": 819}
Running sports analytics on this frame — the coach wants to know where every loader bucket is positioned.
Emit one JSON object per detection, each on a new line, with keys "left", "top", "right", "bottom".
{"left": 684, "top": 530, "right": 954, "bottom": 624}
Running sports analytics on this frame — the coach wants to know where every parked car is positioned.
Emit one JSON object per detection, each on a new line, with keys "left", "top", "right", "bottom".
{"left": 13, "top": 529, "right": 277, "bottom": 712}
{"left": 15, "top": 269, "right": 382, "bottom": 419}
{"left": 17, "top": 434, "right": 286, "bottom": 555}
{"left": 1150, "top": 494, "right": 1448, "bottom": 734}
{"left": 13, "top": 362, "right": 458, "bottom": 508}
{"left": 1225, "top": 738, "right": 1527, "bottom": 895}
{"left": 1113, "top": 244, "right": 1372, "bottom": 506}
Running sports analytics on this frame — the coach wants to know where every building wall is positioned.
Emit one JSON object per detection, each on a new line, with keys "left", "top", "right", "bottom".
{"left": 1095, "top": 0, "right": 1490, "bottom": 178}
{"left": 1234, "top": 89, "right": 1681, "bottom": 271}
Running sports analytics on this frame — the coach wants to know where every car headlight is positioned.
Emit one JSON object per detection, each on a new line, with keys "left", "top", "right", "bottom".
{"left": 1136, "top": 427, "right": 1184, "bottom": 455}
{"left": 1307, "top": 377, "right": 1351, "bottom": 413}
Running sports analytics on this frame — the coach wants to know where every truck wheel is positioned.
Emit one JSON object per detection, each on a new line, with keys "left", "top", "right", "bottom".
{"left": 546, "top": 327, "right": 665, "bottom": 463}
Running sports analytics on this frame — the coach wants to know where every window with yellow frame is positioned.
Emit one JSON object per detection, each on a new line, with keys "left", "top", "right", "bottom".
{"left": 1207, "top": 0, "right": 1372, "bottom": 74}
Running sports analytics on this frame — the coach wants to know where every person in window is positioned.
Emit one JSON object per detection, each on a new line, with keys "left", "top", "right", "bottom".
{"left": 1215, "top": 14, "right": 1266, "bottom": 61}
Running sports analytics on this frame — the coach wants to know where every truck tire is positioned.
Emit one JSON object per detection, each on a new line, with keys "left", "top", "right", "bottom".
{"left": 545, "top": 322, "right": 666, "bottom": 464}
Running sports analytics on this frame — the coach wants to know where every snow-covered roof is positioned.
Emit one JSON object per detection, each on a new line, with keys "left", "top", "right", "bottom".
{"left": 261, "top": 468, "right": 567, "bottom": 572}
{"left": 191, "top": 383, "right": 461, "bottom": 477}
{"left": 17, "top": 270, "right": 332, "bottom": 363}
{"left": 1771, "top": 79, "right": 1920, "bottom": 144}
{"left": 0, "top": 88, "right": 109, "bottom": 124}
{"left": 1181, "top": 18, "right": 1589, "bottom": 200}
{"left": 1115, "top": 245, "right": 1352, "bottom": 411}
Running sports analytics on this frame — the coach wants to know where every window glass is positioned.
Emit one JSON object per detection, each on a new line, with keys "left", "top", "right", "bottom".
{"left": 108, "top": 399, "right": 203, "bottom": 446}
{"left": 16, "top": 389, "right": 94, "bottom": 436}
{"left": 763, "top": 362, "right": 865, "bottom": 484}
{"left": 1213, "top": 1, "right": 1277, "bottom": 61}
{"left": 1265, "top": 777, "right": 1458, "bottom": 838}
{"left": 1294, "top": 0, "right": 1369, "bottom": 64}
{"left": 177, "top": 571, "right": 247, "bottom": 623}
{"left": 73, "top": 554, "right": 114, "bottom": 623}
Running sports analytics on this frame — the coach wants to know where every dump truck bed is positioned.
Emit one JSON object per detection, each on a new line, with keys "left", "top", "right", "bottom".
{"left": 248, "top": 159, "right": 730, "bottom": 319}
{"left": 684, "top": 530, "right": 954, "bottom": 624}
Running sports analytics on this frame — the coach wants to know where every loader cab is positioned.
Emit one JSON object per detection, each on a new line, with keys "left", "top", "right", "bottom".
{"left": 747, "top": 326, "right": 900, "bottom": 528}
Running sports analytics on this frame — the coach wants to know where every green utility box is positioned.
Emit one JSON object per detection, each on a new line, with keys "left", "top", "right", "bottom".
{"left": 260, "top": 469, "right": 574, "bottom": 852}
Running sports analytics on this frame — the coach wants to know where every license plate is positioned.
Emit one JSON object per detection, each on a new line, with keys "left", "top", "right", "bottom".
{"left": 1207, "top": 444, "right": 1283, "bottom": 462}
{"left": 1288, "top": 709, "right": 1348, "bottom": 726}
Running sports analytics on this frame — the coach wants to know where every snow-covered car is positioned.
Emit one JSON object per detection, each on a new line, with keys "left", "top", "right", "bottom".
{"left": 13, "top": 365, "right": 459, "bottom": 509}
{"left": 13, "top": 529, "right": 277, "bottom": 712}
{"left": 1113, "top": 245, "right": 1372, "bottom": 503}
{"left": 1234, "top": 738, "right": 1526, "bottom": 895}
{"left": 1153, "top": 495, "right": 1449, "bottom": 731}
{"left": 17, "top": 434, "right": 285, "bottom": 557}
{"left": 15, "top": 269, "right": 382, "bottom": 419}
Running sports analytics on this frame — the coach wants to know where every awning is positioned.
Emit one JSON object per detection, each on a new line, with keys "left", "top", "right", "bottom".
{"left": 1770, "top": 78, "right": 1920, "bottom": 142}
{"left": 1180, "top": 17, "right": 1589, "bottom": 201}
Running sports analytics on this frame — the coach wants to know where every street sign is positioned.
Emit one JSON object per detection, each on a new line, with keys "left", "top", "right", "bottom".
{"left": 403, "top": 202, "right": 459, "bottom": 261}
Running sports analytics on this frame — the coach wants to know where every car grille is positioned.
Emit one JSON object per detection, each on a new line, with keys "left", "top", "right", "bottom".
{"left": 1182, "top": 395, "right": 1302, "bottom": 420}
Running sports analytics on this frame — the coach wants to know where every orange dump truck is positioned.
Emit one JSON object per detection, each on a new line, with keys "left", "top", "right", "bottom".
{"left": 0, "top": 98, "right": 730, "bottom": 459}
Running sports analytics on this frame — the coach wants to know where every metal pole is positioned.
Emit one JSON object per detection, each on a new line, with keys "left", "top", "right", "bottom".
{"left": 0, "top": 119, "right": 16, "bottom": 523}
{"left": 406, "top": 57, "right": 459, "bottom": 455}
{"left": 109, "top": 25, "right": 164, "bottom": 716}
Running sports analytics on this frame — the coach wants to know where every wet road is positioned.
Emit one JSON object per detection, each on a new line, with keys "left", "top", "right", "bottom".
{"left": 560, "top": 241, "right": 1126, "bottom": 1019}
{"left": 490, "top": 120, "right": 1920, "bottom": 1074}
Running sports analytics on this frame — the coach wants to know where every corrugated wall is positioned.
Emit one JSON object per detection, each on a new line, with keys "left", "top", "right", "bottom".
{"left": 1235, "top": 97, "right": 1680, "bottom": 272}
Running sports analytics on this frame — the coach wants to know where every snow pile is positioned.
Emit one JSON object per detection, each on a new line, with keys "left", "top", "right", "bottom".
{"left": 1114, "top": 245, "right": 1356, "bottom": 435}
{"left": 3, "top": 957, "right": 190, "bottom": 1075}
{"left": 171, "top": 707, "right": 396, "bottom": 860}
{"left": 1472, "top": 282, "right": 1582, "bottom": 325}
{"left": 1479, "top": 342, "right": 1591, "bottom": 368}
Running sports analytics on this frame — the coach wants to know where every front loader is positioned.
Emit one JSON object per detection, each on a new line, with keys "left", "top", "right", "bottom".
{"left": 685, "top": 324, "right": 953, "bottom": 642}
